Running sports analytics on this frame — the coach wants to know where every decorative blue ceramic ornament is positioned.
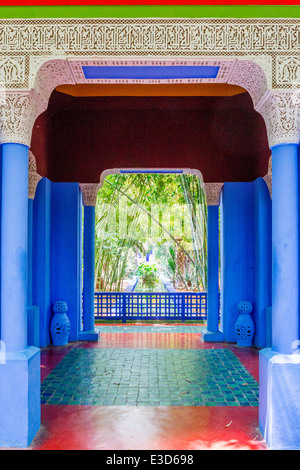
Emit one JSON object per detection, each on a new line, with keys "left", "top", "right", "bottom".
{"left": 234, "top": 301, "right": 255, "bottom": 347}
{"left": 50, "top": 301, "right": 71, "bottom": 346}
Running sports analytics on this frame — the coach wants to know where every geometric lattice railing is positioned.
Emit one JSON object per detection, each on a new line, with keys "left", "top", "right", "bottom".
{"left": 94, "top": 292, "right": 209, "bottom": 323}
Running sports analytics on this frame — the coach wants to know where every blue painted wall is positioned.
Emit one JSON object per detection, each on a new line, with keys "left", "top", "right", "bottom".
{"left": 28, "top": 199, "right": 34, "bottom": 306}
{"left": 27, "top": 197, "right": 40, "bottom": 348}
{"left": 31, "top": 178, "right": 271, "bottom": 349}
{"left": 220, "top": 179, "right": 272, "bottom": 347}
{"left": 50, "top": 183, "right": 82, "bottom": 342}
{"left": 32, "top": 181, "right": 82, "bottom": 346}
{"left": 220, "top": 182, "right": 255, "bottom": 342}
{"left": 32, "top": 178, "right": 52, "bottom": 347}
{"left": 252, "top": 177, "right": 272, "bottom": 347}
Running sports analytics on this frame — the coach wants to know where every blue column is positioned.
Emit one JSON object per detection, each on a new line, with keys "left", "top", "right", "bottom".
{"left": 78, "top": 205, "right": 99, "bottom": 341}
{"left": 51, "top": 183, "right": 82, "bottom": 342}
{"left": 252, "top": 178, "right": 272, "bottom": 349}
{"left": 27, "top": 197, "right": 40, "bottom": 348}
{"left": 259, "top": 143, "right": 300, "bottom": 449}
{"left": 203, "top": 205, "right": 224, "bottom": 342}
{"left": 271, "top": 144, "right": 299, "bottom": 354}
{"left": 0, "top": 143, "right": 40, "bottom": 447}
{"left": 220, "top": 183, "right": 254, "bottom": 342}
{"left": 32, "top": 178, "right": 51, "bottom": 347}
{"left": 27, "top": 198, "right": 33, "bottom": 306}
{"left": 1, "top": 144, "right": 29, "bottom": 351}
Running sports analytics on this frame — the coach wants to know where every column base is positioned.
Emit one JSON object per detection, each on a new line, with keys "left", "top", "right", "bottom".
{"left": 202, "top": 329, "right": 224, "bottom": 342}
{"left": 0, "top": 346, "right": 40, "bottom": 448}
{"left": 78, "top": 329, "right": 100, "bottom": 342}
{"left": 259, "top": 348, "right": 300, "bottom": 450}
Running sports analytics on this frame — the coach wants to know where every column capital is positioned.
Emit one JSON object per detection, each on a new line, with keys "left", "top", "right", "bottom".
{"left": 0, "top": 90, "right": 45, "bottom": 147}
{"left": 204, "top": 183, "right": 224, "bottom": 206}
{"left": 256, "top": 91, "right": 300, "bottom": 149}
{"left": 79, "top": 183, "right": 100, "bottom": 207}
{"left": 28, "top": 150, "right": 42, "bottom": 200}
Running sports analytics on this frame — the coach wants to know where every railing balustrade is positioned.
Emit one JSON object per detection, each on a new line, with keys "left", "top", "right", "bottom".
{"left": 94, "top": 291, "right": 211, "bottom": 323}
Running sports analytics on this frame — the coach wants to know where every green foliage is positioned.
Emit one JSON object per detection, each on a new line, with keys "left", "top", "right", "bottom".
{"left": 136, "top": 263, "right": 158, "bottom": 290}
{"left": 94, "top": 173, "right": 208, "bottom": 292}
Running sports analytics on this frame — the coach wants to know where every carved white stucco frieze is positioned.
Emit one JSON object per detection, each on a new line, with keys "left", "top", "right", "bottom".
{"left": 256, "top": 91, "right": 300, "bottom": 148}
{"left": 263, "top": 156, "right": 272, "bottom": 198}
{"left": 28, "top": 149, "right": 37, "bottom": 172}
{"left": 0, "top": 56, "right": 26, "bottom": 86}
{"left": 0, "top": 18, "right": 299, "bottom": 149}
{"left": 276, "top": 57, "right": 300, "bottom": 88}
{"left": 0, "top": 90, "right": 45, "bottom": 147}
{"left": 0, "top": 18, "right": 298, "bottom": 91}
{"left": 204, "top": 182, "right": 224, "bottom": 206}
{"left": 28, "top": 150, "right": 42, "bottom": 199}
{"left": 79, "top": 183, "right": 101, "bottom": 207}
{"left": 32, "top": 58, "right": 75, "bottom": 108}
{"left": 228, "top": 59, "right": 269, "bottom": 109}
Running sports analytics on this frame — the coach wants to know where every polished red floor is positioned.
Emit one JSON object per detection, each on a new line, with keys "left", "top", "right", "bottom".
{"left": 32, "top": 324, "right": 267, "bottom": 450}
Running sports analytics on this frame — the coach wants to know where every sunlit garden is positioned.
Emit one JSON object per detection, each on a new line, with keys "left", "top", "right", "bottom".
{"left": 94, "top": 173, "right": 209, "bottom": 295}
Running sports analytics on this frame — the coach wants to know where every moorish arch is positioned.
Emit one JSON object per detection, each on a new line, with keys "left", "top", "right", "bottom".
{"left": 0, "top": 18, "right": 298, "bottom": 150}
{"left": 0, "top": 17, "right": 299, "bottom": 451}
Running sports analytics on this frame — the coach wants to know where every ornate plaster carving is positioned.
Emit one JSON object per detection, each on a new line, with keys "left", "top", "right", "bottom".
{"left": 0, "top": 18, "right": 299, "bottom": 91}
{"left": 263, "top": 156, "right": 272, "bottom": 198}
{"left": 0, "top": 90, "right": 44, "bottom": 146}
{"left": 256, "top": 91, "right": 300, "bottom": 148}
{"left": 80, "top": 183, "right": 100, "bottom": 207}
{"left": 276, "top": 56, "right": 300, "bottom": 88}
{"left": 31, "top": 58, "right": 75, "bottom": 108}
{"left": 0, "top": 56, "right": 26, "bottom": 86}
{"left": 204, "top": 182, "right": 224, "bottom": 206}
{"left": 0, "top": 18, "right": 298, "bottom": 148}
{"left": 28, "top": 150, "right": 42, "bottom": 199}
{"left": 228, "top": 59, "right": 269, "bottom": 109}
{"left": 28, "top": 149, "right": 37, "bottom": 172}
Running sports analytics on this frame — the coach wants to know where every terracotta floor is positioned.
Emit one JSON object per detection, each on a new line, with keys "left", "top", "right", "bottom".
{"left": 29, "top": 323, "right": 268, "bottom": 451}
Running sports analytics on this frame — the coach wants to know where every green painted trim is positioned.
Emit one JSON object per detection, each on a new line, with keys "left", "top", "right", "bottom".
{"left": 0, "top": 5, "right": 299, "bottom": 19}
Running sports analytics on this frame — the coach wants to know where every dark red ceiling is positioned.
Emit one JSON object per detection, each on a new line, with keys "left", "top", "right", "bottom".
{"left": 30, "top": 89, "right": 271, "bottom": 183}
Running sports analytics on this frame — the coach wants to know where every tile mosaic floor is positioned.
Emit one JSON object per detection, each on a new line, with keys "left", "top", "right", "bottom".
{"left": 41, "top": 348, "right": 259, "bottom": 407}
{"left": 32, "top": 323, "right": 267, "bottom": 450}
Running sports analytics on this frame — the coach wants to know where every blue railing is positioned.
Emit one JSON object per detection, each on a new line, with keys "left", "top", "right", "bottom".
{"left": 94, "top": 291, "right": 208, "bottom": 323}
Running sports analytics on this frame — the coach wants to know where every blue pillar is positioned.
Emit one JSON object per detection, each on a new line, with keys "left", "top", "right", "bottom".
{"left": 0, "top": 143, "right": 40, "bottom": 447}
{"left": 78, "top": 205, "right": 99, "bottom": 341}
{"left": 220, "top": 183, "right": 254, "bottom": 342}
{"left": 259, "top": 143, "right": 300, "bottom": 449}
{"left": 1, "top": 144, "right": 30, "bottom": 351}
{"left": 27, "top": 198, "right": 33, "bottom": 306}
{"left": 271, "top": 144, "right": 299, "bottom": 355}
{"left": 32, "top": 178, "right": 52, "bottom": 347}
{"left": 252, "top": 178, "right": 272, "bottom": 349}
{"left": 51, "top": 183, "right": 82, "bottom": 342}
{"left": 27, "top": 197, "right": 40, "bottom": 348}
{"left": 203, "top": 205, "right": 224, "bottom": 342}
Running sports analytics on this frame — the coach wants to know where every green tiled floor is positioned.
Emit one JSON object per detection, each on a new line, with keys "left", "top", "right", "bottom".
{"left": 41, "top": 348, "right": 259, "bottom": 407}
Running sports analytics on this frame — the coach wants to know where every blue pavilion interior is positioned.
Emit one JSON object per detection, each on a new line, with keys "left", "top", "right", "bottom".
{"left": 0, "top": 17, "right": 299, "bottom": 450}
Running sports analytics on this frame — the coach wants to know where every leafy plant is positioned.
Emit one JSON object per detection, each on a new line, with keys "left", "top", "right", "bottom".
{"left": 136, "top": 263, "right": 158, "bottom": 290}
{"left": 94, "top": 173, "right": 208, "bottom": 292}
